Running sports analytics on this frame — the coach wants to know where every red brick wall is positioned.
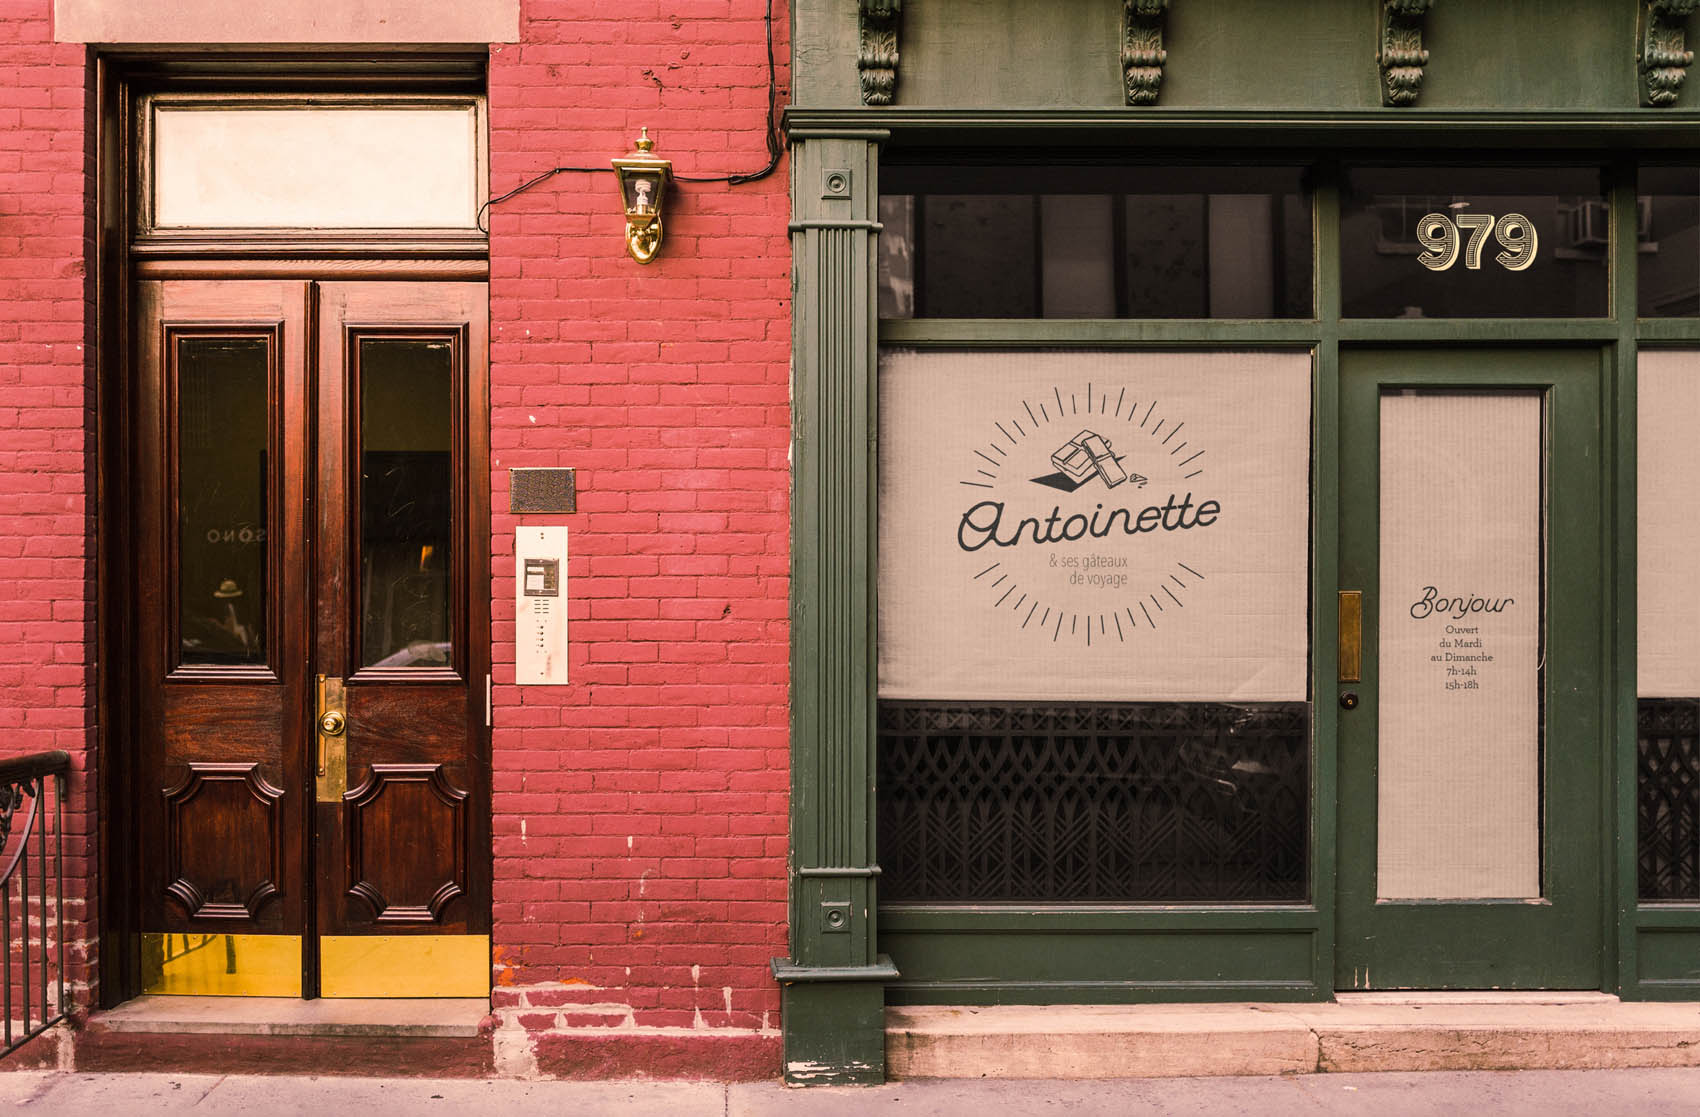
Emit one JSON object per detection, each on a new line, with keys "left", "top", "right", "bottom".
{"left": 0, "top": 0, "right": 97, "bottom": 1011}
{"left": 484, "top": 1, "right": 790, "bottom": 1077}
{"left": 0, "top": 0, "right": 789, "bottom": 1075}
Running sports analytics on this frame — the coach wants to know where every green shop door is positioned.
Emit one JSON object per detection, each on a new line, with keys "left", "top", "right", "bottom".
{"left": 1335, "top": 348, "right": 1605, "bottom": 990}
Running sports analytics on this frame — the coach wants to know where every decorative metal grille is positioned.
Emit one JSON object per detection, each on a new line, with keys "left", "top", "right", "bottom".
{"left": 1639, "top": 698, "right": 1700, "bottom": 901}
{"left": 877, "top": 702, "right": 1309, "bottom": 903}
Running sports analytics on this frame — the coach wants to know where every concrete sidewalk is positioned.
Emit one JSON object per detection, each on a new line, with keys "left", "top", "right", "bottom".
{"left": 3, "top": 1069, "right": 1700, "bottom": 1115}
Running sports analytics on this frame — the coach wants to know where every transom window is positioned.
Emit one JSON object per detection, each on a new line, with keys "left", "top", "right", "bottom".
{"left": 878, "top": 164, "right": 1312, "bottom": 320}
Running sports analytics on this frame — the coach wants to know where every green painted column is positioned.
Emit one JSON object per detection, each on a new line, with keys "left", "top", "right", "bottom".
{"left": 772, "top": 127, "right": 898, "bottom": 1086}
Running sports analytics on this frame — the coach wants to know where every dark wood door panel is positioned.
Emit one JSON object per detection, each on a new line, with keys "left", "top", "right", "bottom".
{"left": 344, "top": 764, "right": 471, "bottom": 928}
{"left": 346, "top": 687, "right": 465, "bottom": 755}
{"left": 135, "top": 280, "right": 312, "bottom": 945}
{"left": 314, "top": 282, "right": 491, "bottom": 945}
{"left": 160, "top": 685, "right": 285, "bottom": 761}
{"left": 154, "top": 762, "right": 289, "bottom": 929}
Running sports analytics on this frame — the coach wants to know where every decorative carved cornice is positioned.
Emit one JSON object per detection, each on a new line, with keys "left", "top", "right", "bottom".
{"left": 858, "top": 0, "right": 902, "bottom": 106}
{"left": 1641, "top": 0, "right": 1700, "bottom": 107}
{"left": 1123, "top": 0, "right": 1170, "bottom": 106}
{"left": 1379, "top": 0, "right": 1434, "bottom": 107}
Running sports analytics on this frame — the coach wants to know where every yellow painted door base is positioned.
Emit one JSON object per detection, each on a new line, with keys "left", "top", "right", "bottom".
{"left": 319, "top": 935, "right": 491, "bottom": 998}
{"left": 141, "top": 933, "right": 302, "bottom": 997}
{"left": 139, "top": 933, "right": 490, "bottom": 998}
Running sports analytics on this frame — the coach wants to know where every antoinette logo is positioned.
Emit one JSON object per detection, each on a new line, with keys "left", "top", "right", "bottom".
{"left": 954, "top": 383, "right": 1221, "bottom": 645}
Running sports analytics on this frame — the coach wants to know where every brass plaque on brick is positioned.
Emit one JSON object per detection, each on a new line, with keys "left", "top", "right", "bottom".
{"left": 509, "top": 468, "right": 576, "bottom": 514}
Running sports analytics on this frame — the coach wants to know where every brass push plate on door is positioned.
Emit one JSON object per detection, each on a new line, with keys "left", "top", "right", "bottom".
{"left": 315, "top": 674, "right": 347, "bottom": 803}
{"left": 1338, "top": 591, "right": 1362, "bottom": 684}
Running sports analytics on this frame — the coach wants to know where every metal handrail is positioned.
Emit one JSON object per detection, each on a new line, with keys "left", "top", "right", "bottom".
{"left": 0, "top": 750, "right": 69, "bottom": 1059}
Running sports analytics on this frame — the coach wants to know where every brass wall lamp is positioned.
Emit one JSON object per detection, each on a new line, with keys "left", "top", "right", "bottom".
{"left": 611, "top": 128, "right": 674, "bottom": 263}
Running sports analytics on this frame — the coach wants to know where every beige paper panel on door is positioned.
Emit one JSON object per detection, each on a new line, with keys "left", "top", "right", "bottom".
{"left": 1377, "top": 391, "right": 1541, "bottom": 900}
{"left": 877, "top": 349, "right": 1311, "bottom": 702}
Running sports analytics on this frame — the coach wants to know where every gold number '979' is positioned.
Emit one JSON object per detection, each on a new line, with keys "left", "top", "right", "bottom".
{"left": 1417, "top": 212, "right": 1538, "bottom": 272}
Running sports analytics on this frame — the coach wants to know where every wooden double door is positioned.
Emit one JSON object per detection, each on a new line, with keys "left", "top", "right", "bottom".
{"left": 131, "top": 279, "right": 490, "bottom": 997}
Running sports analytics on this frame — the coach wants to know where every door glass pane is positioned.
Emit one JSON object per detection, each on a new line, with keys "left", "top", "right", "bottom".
{"left": 177, "top": 336, "right": 269, "bottom": 666}
{"left": 1377, "top": 391, "right": 1543, "bottom": 899}
{"left": 1341, "top": 167, "right": 1608, "bottom": 318}
{"left": 359, "top": 338, "right": 454, "bottom": 669}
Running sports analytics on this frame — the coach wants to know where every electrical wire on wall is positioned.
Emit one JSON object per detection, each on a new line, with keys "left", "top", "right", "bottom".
{"left": 476, "top": 0, "right": 783, "bottom": 233}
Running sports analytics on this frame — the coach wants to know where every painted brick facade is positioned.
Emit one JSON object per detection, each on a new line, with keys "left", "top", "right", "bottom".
{"left": 0, "top": 0, "right": 97, "bottom": 1011}
{"left": 0, "top": 0, "right": 790, "bottom": 1079}
{"left": 484, "top": 0, "right": 791, "bottom": 1078}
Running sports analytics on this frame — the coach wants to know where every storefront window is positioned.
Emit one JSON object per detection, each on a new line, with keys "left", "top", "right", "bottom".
{"left": 878, "top": 165, "right": 1312, "bottom": 319}
{"left": 1637, "top": 351, "right": 1700, "bottom": 901}
{"left": 1340, "top": 166, "right": 1608, "bottom": 318}
{"left": 875, "top": 350, "right": 1312, "bottom": 903}
{"left": 1639, "top": 168, "right": 1700, "bottom": 317}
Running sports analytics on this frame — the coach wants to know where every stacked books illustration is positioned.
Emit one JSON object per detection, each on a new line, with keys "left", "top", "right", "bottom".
{"left": 1051, "top": 429, "right": 1147, "bottom": 490}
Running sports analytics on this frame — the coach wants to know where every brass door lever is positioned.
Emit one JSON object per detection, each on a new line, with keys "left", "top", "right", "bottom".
{"left": 315, "top": 674, "right": 347, "bottom": 802}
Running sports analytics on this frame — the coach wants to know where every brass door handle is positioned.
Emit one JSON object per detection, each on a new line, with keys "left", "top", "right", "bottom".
{"left": 316, "top": 675, "right": 348, "bottom": 802}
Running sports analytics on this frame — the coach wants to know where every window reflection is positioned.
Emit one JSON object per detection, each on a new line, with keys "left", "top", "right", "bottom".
{"left": 359, "top": 337, "right": 455, "bottom": 669}
{"left": 879, "top": 164, "right": 1312, "bottom": 319}
{"left": 1639, "top": 168, "right": 1700, "bottom": 317}
{"left": 177, "top": 337, "right": 269, "bottom": 667}
{"left": 1340, "top": 167, "right": 1608, "bottom": 318}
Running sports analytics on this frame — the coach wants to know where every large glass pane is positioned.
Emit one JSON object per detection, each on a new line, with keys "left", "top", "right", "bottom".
{"left": 1377, "top": 391, "right": 1542, "bottom": 899}
{"left": 1639, "top": 167, "right": 1700, "bottom": 317}
{"left": 177, "top": 337, "right": 269, "bottom": 667}
{"left": 359, "top": 338, "right": 454, "bottom": 669}
{"left": 874, "top": 349, "right": 1313, "bottom": 903}
{"left": 878, "top": 701, "right": 1308, "bottom": 902}
{"left": 1341, "top": 167, "right": 1608, "bottom": 318}
{"left": 1636, "top": 351, "right": 1700, "bottom": 899}
{"left": 879, "top": 165, "right": 1312, "bottom": 319}
{"left": 919, "top": 194, "right": 1038, "bottom": 317}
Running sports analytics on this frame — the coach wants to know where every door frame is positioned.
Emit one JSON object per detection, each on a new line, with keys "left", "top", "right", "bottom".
{"left": 93, "top": 56, "right": 493, "bottom": 1005}
{"left": 1331, "top": 345, "right": 1610, "bottom": 991}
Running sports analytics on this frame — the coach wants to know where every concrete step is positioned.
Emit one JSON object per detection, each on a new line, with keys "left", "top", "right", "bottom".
{"left": 887, "top": 997, "right": 1700, "bottom": 1079}
{"left": 90, "top": 995, "right": 490, "bottom": 1038}
{"left": 20, "top": 996, "right": 500, "bottom": 1076}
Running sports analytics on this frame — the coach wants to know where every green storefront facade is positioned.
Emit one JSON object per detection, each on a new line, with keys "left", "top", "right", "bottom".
{"left": 775, "top": 1, "right": 1700, "bottom": 1084}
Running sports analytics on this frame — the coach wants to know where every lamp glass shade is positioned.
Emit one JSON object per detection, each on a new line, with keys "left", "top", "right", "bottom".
{"left": 620, "top": 169, "right": 666, "bottom": 217}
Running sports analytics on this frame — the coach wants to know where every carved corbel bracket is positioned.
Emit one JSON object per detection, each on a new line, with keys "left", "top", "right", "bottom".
{"left": 1641, "top": 0, "right": 1700, "bottom": 107}
{"left": 858, "top": 0, "right": 902, "bottom": 106}
{"left": 1123, "top": 0, "right": 1170, "bottom": 106}
{"left": 1379, "top": 0, "right": 1434, "bottom": 107}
